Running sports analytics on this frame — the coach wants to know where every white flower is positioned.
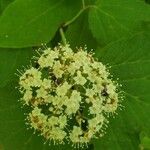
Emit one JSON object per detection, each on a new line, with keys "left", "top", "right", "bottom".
{"left": 36, "top": 87, "right": 48, "bottom": 99}
{"left": 74, "top": 50, "right": 89, "bottom": 65}
{"left": 48, "top": 116, "right": 59, "bottom": 126}
{"left": 29, "top": 107, "right": 47, "bottom": 130}
{"left": 89, "top": 104, "right": 102, "bottom": 114}
{"left": 53, "top": 61, "right": 64, "bottom": 78}
{"left": 70, "top": 90, "right": 81, "bottom": 102}
{"left": 103, "top": 96, "right": 118, "bottom": 113}
{"left": 19, "top": 67, "right": 42, "bottom": 89}
{"left": 49, "top": 50, "right": 59, "bottom": 59}
{"left": 92, "top": 82, "right": 103, "bottom": 93}
{"left": 86, "top": 88, "right": 95, "bottom": 98}
{"left": 69, "top": 126, "right": 83, "bottom": 143}
{"left": 52, "top": 96, "right": 66, "bottom": 108}
{"left": 67, "top": 63, "right": 78, "bottom": 75}
{"left": 64, "top": 90, "right": 81, "bottom": 115}
{"left": 50, "top": 127, "right": 67, "bottom": 141}
{"left": 106, "top": 83, "right": 116, "bottom": 95}
{"left": 38, "top": 55, "right": 53, "bottom": 68}
{"left": 56, "top": 81, "right": 71, "bottom": 96}
{"left": 42, "top": 79, "right": 51, "bottom": 89}
{"left": 18, "top": 43, "right": 121, "bottom": 148}
{"left": 23, "top": 90, "right": 32, "bottom": 105}
{"left": 65, "top": 100, "right": 80, "bottom": 115}
{"left": 38, "top": 50, "right": 59, "bottom": 68}
{"left": 74, "top": 71, "right": 86, "bottom": 85}
{"left": 83, "top": 64, "right": 92, "bottom": 74}
{"left": 88, "top": 115, "right": 104, "bottom": 129}
{"left": 59, "top": 115, "right": 67, "bottom": 128}
{"left": 62, "top": 44, "right": 73, "bottom": 59}
{"left": 87, "top": 71, "right": 98, "bottom": 83}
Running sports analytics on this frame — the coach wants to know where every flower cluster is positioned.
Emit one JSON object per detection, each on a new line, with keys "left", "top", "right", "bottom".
{"left": 18, "top": 44, "right": 122, "bottom": 148}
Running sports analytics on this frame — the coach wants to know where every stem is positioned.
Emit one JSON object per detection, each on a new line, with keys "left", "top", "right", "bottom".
{"left": 59, "top": 5, "right": 95, "bottom": 45}
{"left": 63, "top": 5, "right": 95, "bottom": 27}
{"left": 59, "top": 28, "right": 67, "bottom": 46}
{"left": 82, "top": 0, "right": 85, "bottom": 8}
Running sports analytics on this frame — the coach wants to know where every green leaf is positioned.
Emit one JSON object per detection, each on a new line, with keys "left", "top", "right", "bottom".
{"left": 0, "top": 0, "right": 80, "bottom": 48}
{"left": 66, "top": 9, "right": 98, "bottom": 49}
{"left": 0, "top": 48, "right": 33, "bottom": 87}
{"left": 2, "top": 32, "right": 150, "bottom": 150}
{"left": 0, "top": 47, "right": 75, "bottom": 150}
{"left": 93, "top": 31, "right": 150, "bottom": 149}
{"left": 140, "top": 137, "right": 150, "bottom": 149}
{"left": 0, "top": 0, "right": 14, "bottom": 14}
{"left": 140, "top": 131, "right": 150, "bottom": 149}
{"left": 1, "top": 32, "right": 150, "bottom": 150}
{"left": 0, "top": 1, "right": 150, "bottom": 149}
{"left": 84, "top": 0, "right": 96, "bottom": 5}
{"left": 0, "top": 82, "right": 74, "bottom": 150}
{"left": 88, "top": 0, "right": 150, "bottom": 46}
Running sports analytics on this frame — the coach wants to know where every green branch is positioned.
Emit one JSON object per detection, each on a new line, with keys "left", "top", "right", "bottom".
{"left": 82, "top": 0, "right": 85, "bottom": 8}
{"left": 59, "top": 28, "right": 67, "bottom": 46}
{"left": 59, "top": 4, "right": 95, "bottom": 45}
{"left": 63, "top": 5, "right": 95, "bottom": 27}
